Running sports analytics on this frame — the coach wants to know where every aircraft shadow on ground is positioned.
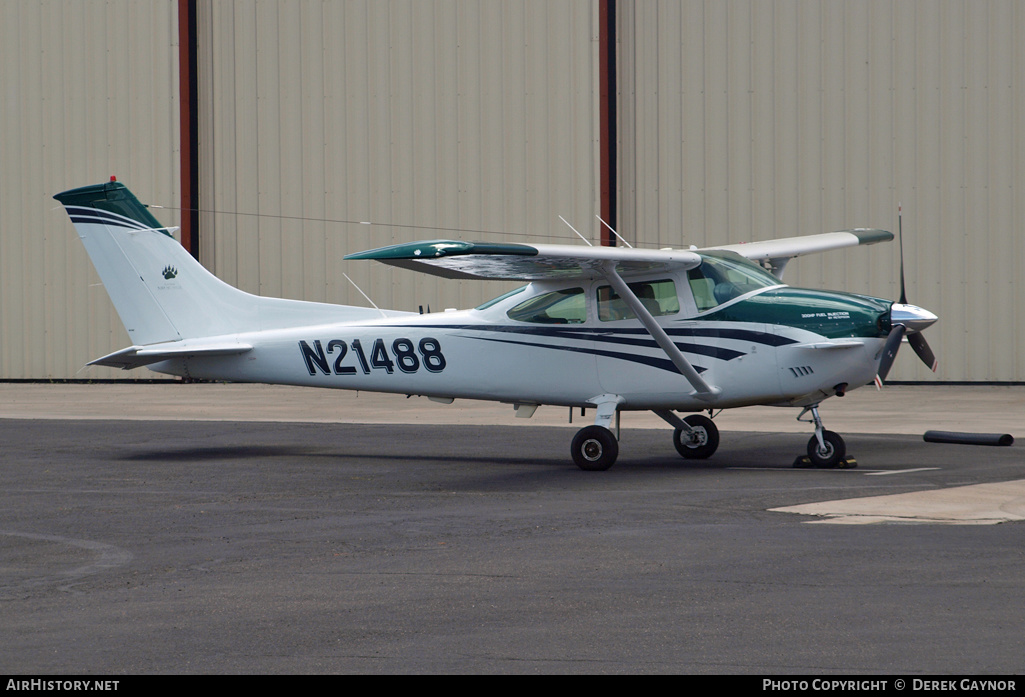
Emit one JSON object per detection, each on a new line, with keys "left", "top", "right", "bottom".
{"left": 113, "top": 430, "right": 1012, "bottom": 474}
{"left": 119, "top": 446, "right": 314, "bottom": 462}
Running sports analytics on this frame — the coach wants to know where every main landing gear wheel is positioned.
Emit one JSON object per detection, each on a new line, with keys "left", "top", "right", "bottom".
{"left": 807, "top": 430, "right": 846, "bottom": 468}
{"left": 571, "top": 425, "right": 619, "bottom": 471}
{"left": 673, "top": 414, "right": 720, "bottom": 460}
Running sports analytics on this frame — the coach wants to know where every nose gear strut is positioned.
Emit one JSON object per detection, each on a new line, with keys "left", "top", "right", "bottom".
{"left": 795, "top": 404, "right": 851, "bottom": 469}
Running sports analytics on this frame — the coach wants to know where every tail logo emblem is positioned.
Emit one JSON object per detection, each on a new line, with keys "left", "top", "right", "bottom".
{"left": 162, "top": 265, "right": 178, "bottom": 280}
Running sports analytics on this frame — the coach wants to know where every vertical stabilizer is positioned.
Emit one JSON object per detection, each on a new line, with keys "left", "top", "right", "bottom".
{"left": 55, "top": 180, "right": 397, "bottom": 347}
{"left": 55, "top": 181, "right": 194, "bottom": 344}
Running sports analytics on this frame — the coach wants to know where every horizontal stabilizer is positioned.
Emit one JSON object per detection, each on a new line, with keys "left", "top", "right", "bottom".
{"left": 89, "top": 342, "right": 253, "bottom": 370}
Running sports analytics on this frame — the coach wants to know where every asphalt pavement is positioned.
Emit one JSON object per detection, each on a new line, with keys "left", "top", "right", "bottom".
{"left": 1, "top": 381, "right": 1022, "bottom": 434}
{"left": 1, "top": 382, "right": 1022, "bottom": 674}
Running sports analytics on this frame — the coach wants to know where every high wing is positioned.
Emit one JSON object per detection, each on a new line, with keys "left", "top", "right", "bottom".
{"left": 344, "top": 240, "right": 703, "bottom": 280}
{"left": 346, "top": 239, "right": 716, "bottom": 399}
{"left": 344, "top": 229, "right": 891, "bottom": 401}
{"left": 704, "top": 228, "right": 893, "bottom": 279}
{"left": 344, "top": 230, "right": 890, "bottom": 281}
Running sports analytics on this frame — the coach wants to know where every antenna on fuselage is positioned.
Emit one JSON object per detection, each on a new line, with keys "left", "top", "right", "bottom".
{"left": 342, "top": 273, "right": 387, "bottom": 318}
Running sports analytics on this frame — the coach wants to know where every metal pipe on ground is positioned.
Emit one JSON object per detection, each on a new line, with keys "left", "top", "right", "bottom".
{"left": 924, "top": 431, "right": 1014, "bottom": 447}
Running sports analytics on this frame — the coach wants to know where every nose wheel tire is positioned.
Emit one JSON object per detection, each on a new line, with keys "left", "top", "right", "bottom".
{"left": 807, "top": 430, "right": 846, "bottom": 468}
{"left": 673, "top": 414, "right": 720, "bottom": 460}
{"left": 571, "top": 426, "right": 619, "bottom": 471}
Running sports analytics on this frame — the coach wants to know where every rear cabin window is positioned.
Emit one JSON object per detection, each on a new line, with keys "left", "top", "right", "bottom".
{"left": 507, "top": 288, "right": 587, "bottom": 324}
{"left": 596, "top": 279, "right": 680, "bottom": 321}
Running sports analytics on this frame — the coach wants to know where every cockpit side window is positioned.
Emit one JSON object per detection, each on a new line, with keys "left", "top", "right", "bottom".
{"left": 596, "top": 279, "right": 680, "bottom": 321}
{"left": 507, "top": 287, "right": 587, "bottom": 324}
{"left": 687, "top": 251, "right": 780, "bottom": 312}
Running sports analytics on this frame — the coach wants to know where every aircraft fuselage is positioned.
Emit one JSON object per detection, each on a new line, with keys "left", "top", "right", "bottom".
{"left": 152, "top": 276, "right": 892, "bottom": 412}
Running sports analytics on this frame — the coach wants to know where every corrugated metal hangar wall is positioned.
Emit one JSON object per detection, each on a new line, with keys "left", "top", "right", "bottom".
{"left": 615, "top": 0, "right": 1024, "bottom": 382}
{"left": 195, "top": 0, "right": 601, "bottom": 317}
{"left": 2, "top": 0, "right": 1023, "bottom": 382}
{"left": 0, "top": 1, "right": 182, "bottom": 379}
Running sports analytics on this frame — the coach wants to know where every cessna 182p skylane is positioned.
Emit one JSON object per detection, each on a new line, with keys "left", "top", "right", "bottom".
{"left": 55, "top": 179, "right": 938, "bottom": 471}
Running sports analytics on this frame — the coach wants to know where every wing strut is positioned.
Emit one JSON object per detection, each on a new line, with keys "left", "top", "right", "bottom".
{"left": 600, "top": 262, "right": 720, "bottom": 401}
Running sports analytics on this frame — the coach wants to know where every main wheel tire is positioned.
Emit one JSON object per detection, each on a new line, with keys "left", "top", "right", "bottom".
{"left": 673, "top": 414, "right": 720, "bottom": 459}
{"left": 807, "top": 430, "right": 846, "bottom": 468}
{"left": 571, "top": 425, "right": 619, "bottom": 471}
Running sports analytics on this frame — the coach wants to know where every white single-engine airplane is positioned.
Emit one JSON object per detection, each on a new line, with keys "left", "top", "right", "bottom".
{"left": 55, "top": 179, "right": 938, "bottom": 470}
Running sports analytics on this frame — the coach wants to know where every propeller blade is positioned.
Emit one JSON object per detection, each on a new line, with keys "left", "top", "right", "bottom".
{"left": 876, "top": 324, "right": 907, "bottom": 384}
{"left": 898, "top": 204, "right": 908, "bottom": 305}
{"left": 881, "top": 205, "right": 939, "bottom": 381}
{"left": 908, "top": 331, "right": 938, "bottom": 372}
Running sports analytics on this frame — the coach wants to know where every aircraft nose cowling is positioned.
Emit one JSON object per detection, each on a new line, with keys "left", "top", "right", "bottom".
{"left": 890, "top": 303, "right": 938, "bottom": 333}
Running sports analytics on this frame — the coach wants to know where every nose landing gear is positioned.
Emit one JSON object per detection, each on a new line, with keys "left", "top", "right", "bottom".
{"left": 796, "top": 404, "right": 853, "bottom": 469}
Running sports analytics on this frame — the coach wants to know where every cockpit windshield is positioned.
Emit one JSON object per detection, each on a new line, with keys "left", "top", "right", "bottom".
{"left": 687, "top": 250, "right": 781, "bottom": 312}
{"left": 475, "top": 285, "right": 527, "bottom": 311}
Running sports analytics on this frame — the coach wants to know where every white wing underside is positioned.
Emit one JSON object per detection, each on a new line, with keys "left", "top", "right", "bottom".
{"left": 344, "top": 230, "right": 892, "bottom": 282}
{"left": 346, "top": 241, "right": 703, "bottom": 281}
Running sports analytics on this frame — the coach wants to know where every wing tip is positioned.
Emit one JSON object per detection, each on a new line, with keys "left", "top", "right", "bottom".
{"left": 344, "top": 240, "right": 538, "bottom": 261}
{"left": 845, "top": 228, "right": 894, "bottom": 245}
